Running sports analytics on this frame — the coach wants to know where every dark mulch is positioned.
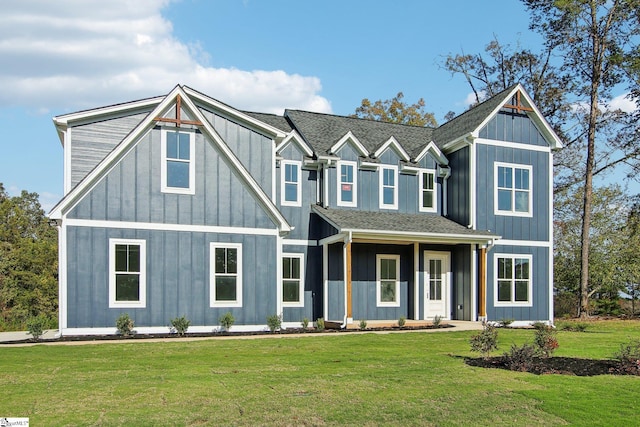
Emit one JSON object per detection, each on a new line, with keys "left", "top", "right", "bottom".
{"left": 465, "top": 355, "right": 630, "bottom": 376}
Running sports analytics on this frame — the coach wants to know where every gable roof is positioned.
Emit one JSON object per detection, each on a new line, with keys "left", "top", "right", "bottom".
{"left": 50, "top": 85, "right": 292, "bottom": 233}
{"left": 312, "top": 205, "right": 498, "bottom": 244}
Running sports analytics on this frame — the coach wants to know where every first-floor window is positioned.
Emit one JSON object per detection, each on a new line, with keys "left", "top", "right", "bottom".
{"left": 282, "top": 253, "right": 304, "bottom": 306}
{"left": 109, "top": 239, "right": 146, "bottom": 308}
{"left": 377, "top": 254, "right": 400, "bottom": 307}
{"left": 495, "top": 254, "right": 532, "bottom": 306}
{"left": 210, "top": 243, "right": 243, "bottom": 307}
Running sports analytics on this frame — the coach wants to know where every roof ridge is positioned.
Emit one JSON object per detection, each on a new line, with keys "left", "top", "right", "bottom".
{"left": 285, "top": 108, "right": 437, "bottom": 130}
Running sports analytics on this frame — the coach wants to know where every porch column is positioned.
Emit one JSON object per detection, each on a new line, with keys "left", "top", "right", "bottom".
{"left": 346, "top": 240, "right": 353, "bottom": 322}
{"left": 478, "top": 246, "right": 487, "bottom": 320}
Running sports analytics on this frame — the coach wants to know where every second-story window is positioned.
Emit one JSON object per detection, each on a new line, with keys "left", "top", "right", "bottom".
{"left": 379, "top": 166, "right": 398, "bottom": 209}
{"left": 161, "top": 129, "right": 195, "bottom": 194}
{"left": 495, "top": 162, "right": 532, "bottom": 216}
{"left": 337, "top": 161, "right": 357, "bottom": 207}
{"left": 281, "top": 160, "right": 301, "bottom": 207}
{"left": 419, "top": 170, "right": 436, "bottom": 213}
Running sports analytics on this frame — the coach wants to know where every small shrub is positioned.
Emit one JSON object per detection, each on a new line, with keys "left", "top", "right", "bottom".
{"left": 26, "top": 315, "right": 47, "bottom": 341}
{"left": 433, "top": 315, "right": 443, "bottom": 328}
{"left": 398, "top": 316, "right": 406, "bottom": 327}
{"left": 533, "top": 324, "right": 559, "bottom": 357}
{"left": 316, "top": 317, "right": 325, "bottom": 332}
{"left": 116, "top": 313, "right": 135, "bottom": 336}
{"left": 218, "top": 312, "right": 235, "bottom": 331}
{"left": 612, "top": 340, "right": 640, "bottom": 375}
{"left": 504, "top": 343, "right": 539, "bottom": 372}
{"left": 532, "top": 321, "right": 548, "bottom": 331}
{"left": 301, "top": 317, "right": 309, "bottom": 331}
{"left": 358, "top": 319, "right": 367, "bottom": 330}
{"left": 266, "top": 313, "right": 282, "bottom": 332}
{"left": 498, "top": 318, "right": 514, "bottom": 328}
{"left": 470, "top": 323, "right": 498, "bottom": 359}
{"left": 557, "top": 321, "right": 588, "bottom": 332}
{"left": 170, "top": 315, "right": 191, "bottom": 336}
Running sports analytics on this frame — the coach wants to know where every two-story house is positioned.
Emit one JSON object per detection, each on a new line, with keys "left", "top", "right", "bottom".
{"left": 49, "top": 84, "right": 561, "bottom": 335}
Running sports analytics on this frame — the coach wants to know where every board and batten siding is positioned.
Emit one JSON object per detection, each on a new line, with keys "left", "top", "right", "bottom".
{"left": 70, "top": 112, "right": 151, "bottom": 189}
{"left": 479, "top": 110, "right": 549, "bottom": 147}
{"left": 198, "top": 107, "right": 274, "bottom": 198}
{"left": 446, "top": 146, "right": 471, "bottom": 227}
{"left": 67, "top": 128, "right": 276, "bottom": 229}
{"left": 65, "top": 226, "right": 278, "bottom": 328}
{"left": 281, "top": 243, "right": 321, "bottom": 323}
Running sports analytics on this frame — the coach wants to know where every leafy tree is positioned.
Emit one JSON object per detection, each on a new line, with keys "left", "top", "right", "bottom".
{"left": 351, "top": 92, "right": 437, "bottom": 127}
{"left": 0, "top": 184, "right": 58, "bottom": 331}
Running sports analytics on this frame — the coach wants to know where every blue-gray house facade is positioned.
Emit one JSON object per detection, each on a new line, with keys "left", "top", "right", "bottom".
{"left": 49, "top": 84, "right": 561, "bottom": 335}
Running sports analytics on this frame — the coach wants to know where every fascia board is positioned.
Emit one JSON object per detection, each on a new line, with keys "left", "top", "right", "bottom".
{"left": 53, "top": 97, "right": 164, "bottom": 130}
{"left": 183, "top": 86, "right": 286, "bottom": 140}
{"left": 276, "top": 130, "right": 314, "bottom": 157}
{"left": 414, "top": 141, "right": 449, "bottom": 165}
{"left": 329, "top": 131, "right": 369, "bottom": 157}
{"left": 373, "top": 136, "right": 410, "bottom": 162}
{"left": 347, "top": 229, "right": 500, "bottom": 245}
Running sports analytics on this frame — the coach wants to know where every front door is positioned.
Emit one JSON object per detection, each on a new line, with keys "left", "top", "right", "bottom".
{"left": 424, "top": 251, "right": 450, "bottom": 320}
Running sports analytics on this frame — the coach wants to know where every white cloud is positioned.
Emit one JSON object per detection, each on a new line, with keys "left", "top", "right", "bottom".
{"left": 0, "top": 0, "right": 331, "bottom": 115}
{"left": 461, "top": 90, "right": 487, "bottom": 107}
{"left": 607, "top": 93, "right": 638, "bottom": 113}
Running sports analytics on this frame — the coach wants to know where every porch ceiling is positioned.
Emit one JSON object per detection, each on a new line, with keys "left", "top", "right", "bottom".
{"left": 312, "top": 205, "right": 499, "bottom": 245}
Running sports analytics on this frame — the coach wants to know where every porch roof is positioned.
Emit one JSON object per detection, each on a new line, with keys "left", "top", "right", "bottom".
{"left": 312, "top": 205, "right": 499, "bottom": 244}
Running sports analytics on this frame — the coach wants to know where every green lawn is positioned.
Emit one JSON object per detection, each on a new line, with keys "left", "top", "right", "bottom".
{"left": 1, "top": 320, "right": 639, "bottom": 426}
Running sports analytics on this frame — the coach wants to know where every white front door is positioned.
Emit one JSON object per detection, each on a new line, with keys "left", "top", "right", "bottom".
{"left": 424, "top": 251, "right": 450, "bottom": 320}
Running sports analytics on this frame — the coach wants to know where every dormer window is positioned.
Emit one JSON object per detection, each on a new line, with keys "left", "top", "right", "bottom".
{"left": 379, "top": 166, "right": 398, "bottom": 209}
{"left": 161, "top": 129, "right": 195, "bottom": 194}
{"left": 281, "top": 160, "right": 301, "bottom": 207}
{"left": 337, "top": 160, "right": 357, "bottom": 207}
{"left": 419, "top": 170, "right": 436, "bottom": 213}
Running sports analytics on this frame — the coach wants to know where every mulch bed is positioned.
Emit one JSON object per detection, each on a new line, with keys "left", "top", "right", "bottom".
{"left": 465, "top": 355, "right": 630, "bottom": 376}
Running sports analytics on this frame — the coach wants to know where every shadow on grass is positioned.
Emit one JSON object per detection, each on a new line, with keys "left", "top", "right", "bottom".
{"left": 464, "top": 356, "right": 623, "bottom": 376}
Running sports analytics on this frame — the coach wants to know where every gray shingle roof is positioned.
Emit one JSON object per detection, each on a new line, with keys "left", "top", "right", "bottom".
{"left": 243, "top": 111, "right": 293, "bottom": 133}
{"left": 312, "top": 205, "right": 497, "bottom": 241}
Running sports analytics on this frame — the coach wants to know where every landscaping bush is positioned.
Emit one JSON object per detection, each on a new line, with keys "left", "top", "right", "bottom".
{"left": 266, "top": 313, "right": 282, "bottom": 332}
{"left": 556, "top": 321, "right": 588, "bottom": 332}
{"left": 316, "top": 317, "right": 325, "bottom": 331}
{"left": 218, "top": 312, "right": 235, "bottom": 332}
{"left": 612, "top": 340, "right": 640, "bottom": 375}
{"left": 433, "top": 315, "right": 443, "bottom": 327}
{"left": 498, "top": 318, "right": 514, "bottom": 328}
{"left": 533, "top": 324, "right": 559, "bottom": 357}
{"left": 470, "top": 323, "right": 498, "bottom": 359}
{"left": 116, "top": 313, "right": 135, "bottom": 336}
{"left": 358, "top": 319, "right": 367, "bottom": 330}
{"left": 398, "top": 316, "right": 406, "bottom": 327}
{"left": 504, "top": 343, "right": 539, "bottom": 372}
{"left": 26, "top": 315, "right": 47, "bottom": 341}
{"left": 301, "top": 317, "right": 309, "bottom": 331}
{"left": 170, "top": 315, "right": 191, "bottom": 336}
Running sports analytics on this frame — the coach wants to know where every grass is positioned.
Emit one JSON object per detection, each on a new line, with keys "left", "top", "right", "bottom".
{"left": 1, "top": 320, "right": 639, "bottom": 426}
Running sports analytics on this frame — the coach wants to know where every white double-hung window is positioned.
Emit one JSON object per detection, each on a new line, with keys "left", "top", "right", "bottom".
{"left": 210, "top": 243, "right": 243, "bottom": 307}
{"left": 161, "top": 128, "right": 195, "bottom": 194}
{"left": 337, "top": 161, "right": 357, "bottom": 207}
{"left": 109, "top": 239, "right": 146, "bottom": 308}
{"left": 419, "top": 170, "right": 436, "bottom": 212}
{"left": 281, "top": 160, "right": 302, "bottom": 206}
{"left": 379, "top": 165, "right": 398, "bottom": 209}
{"left": 495, "top": 254, "right": 532, "bottom": 306}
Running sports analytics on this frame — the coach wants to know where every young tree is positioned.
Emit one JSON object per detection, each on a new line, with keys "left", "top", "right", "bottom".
{"left": 351, "top": 92, "right": 437, "bottom": 127}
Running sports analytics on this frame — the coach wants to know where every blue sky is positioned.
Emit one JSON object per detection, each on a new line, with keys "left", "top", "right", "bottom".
{"left": 0, "top": 0, "right": 625, "bottom": 211}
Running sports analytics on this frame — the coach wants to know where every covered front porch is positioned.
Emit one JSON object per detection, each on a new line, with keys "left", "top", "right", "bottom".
{"left": 312, "top": 206, "right": 498, "bottom": 326}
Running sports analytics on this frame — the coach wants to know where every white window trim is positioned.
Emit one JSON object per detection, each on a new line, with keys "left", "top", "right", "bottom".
{"left": 494, "top": 162, "right": 533, "bottom": 217}
{"left": 282, "top": 252, "right": 305, "bottom": 307}
{"left": 379, "top": 165, "right": 398, "bottom": 210}
{"left": 419, "top": 169, "right": 437, "bottom": 213}
{"left": 210, "top": 242, "right": 243, "bottom": 308}
{"left": 280, "top": 160, "right": 302, "bottom": 207}
{"left": 161, "top": 128, "right": 196, "bottom": 195}
{"left": 376, "top": 254, "right": 401, "bottom": 307}
{"left": 494, "top": 253, "right": 533, "bottom": 307}
{"left": 109, "top": 238, "right": 146, "bottom": 308}
{"left": 337, "top": 160, "right": 358, "bottom": 207}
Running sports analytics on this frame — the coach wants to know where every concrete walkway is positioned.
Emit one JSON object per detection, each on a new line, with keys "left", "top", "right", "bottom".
{"left": 0, "top": 321, "right": 484, "bottom": 346}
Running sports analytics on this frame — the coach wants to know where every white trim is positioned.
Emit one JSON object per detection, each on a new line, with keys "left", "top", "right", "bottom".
{"left": 53, "top": 96, "right": 164, "bottom": 128}
{"left": 346, "top": 229, "right": 497, "bottom": 244}
{"left": 373, "top": 136, "right": 410, "bottom": 161}
{"left": 58, "top": 222, "right": 67, "bottom": 329}
{"left": 108, "top": 238, "right": 146, "bottom": 308}
{"left": 282, "top": 252, "right": 305, "bottom": 307}
{"left": 330, "top": 131, "right": 369, "bottom": 157}
{"left": 548, "top": 151, "right": 555, "bottom": 323}
{"left": 323, "top": 242, "right": 329, "bottom": 321}
{"left": 471, "top": 245, "right": 478, "bottom": 321}
{"left": 64, "top": 218, "right": 278, "bottom": 236}
{"left": 280, "top": 160, "right": 302, "bottom": 207}
{"left": 276, "top": 130, "right": 314, "bottom": 157}
{"left": 470, "top": 142, "right": 476, "bottom": 228}
{"left": 337, "top": 160, "right": 358, "bottom": 207}
{"left": 493, "top": 253, "right": 533, "bottom": 307}
{"left": 276, "top": 235, "right": 283, "bottom": 315}
{"left": 63, "top": 129, "right": 71, "bottom": 194}
{"left": 414, "top": 243, "right": 420, "bottom": 320}
{"left": 272, "top": 142, "right": 276, "bottom": 204}
{"left": 379, "top": 165, "right": 398, "bottom": 210}
{"left": 376, "top": 254, "right": 401, "bottom": 307}
{"left": 476, "top": 137, "right": 551, "bottom": 153}
{"left": 343, "top": 238, "right": 349, "bottom": 323}
{"left": 494, "top": 162, "right": 533, "bottom": 217}
{"left": 160, "top": 128, "right": 196, "bottom": 195}
{"left": 283, "top": 239, "right": 318, "bottom": 247}
{"left": 414, "top": 141, "right": 449, "bottom": 166}
{"left": 59, "top": 324, "right": 283, "bottom": 337}
{"left": 210, "top": 242, "right": 243, "bottom": 308}
{"left": 495, "top": 239, "right": 552, "bottom": 248}
{"left": 418, "top": 169, "right": 437, "bottom": 213}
